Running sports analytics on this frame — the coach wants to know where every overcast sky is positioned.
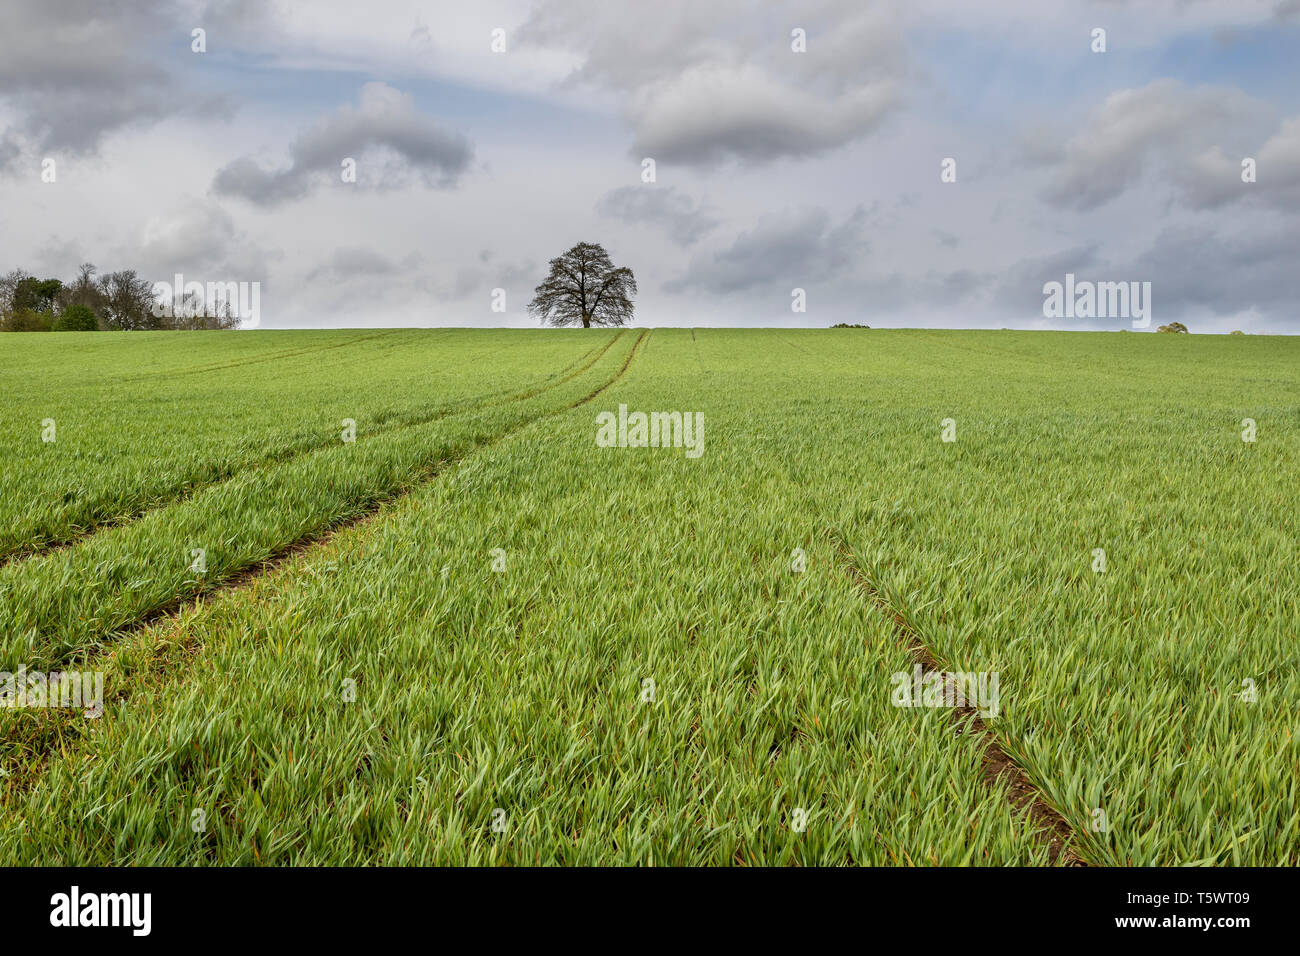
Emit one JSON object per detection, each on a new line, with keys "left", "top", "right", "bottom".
{"left": 2, "top": 0, "right": 1298, "bottom": 331}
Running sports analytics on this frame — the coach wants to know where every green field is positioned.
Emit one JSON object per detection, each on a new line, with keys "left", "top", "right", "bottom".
{"left": 1, "top": 328, "right": 1296, "bottom": 865}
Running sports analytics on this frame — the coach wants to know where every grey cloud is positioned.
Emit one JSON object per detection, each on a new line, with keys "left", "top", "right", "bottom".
{"left": 1031, "top": 80, "right": 1263, "bottom": 211}
{"left": 129, "top": 200, "right": 281, "bottom": 284}
{"left": 0, "top": 129, "right": 24, "bottom": 174}
{"left": 300, "top": 246, "right": 544, "bottom": 319}
{"left": 24, "top": 199, "right": 280, "bottom": 289}
{"left": 201, "top": 0, "right": 277, "bottom": 36}
{"left": 596, "top": 187, "right": 719, "bottom": 245}
{"left": 292, "top": 248, "right": 538, "bottom": 324}
{"left": 427, "top": 257, "right": 538, "bottom": 304}
{"left": 1134, "top": 222, "right": 1300, "bottom": 322}
{"left": 307, "top": 247, "right": 422, "bottom": 282}
{"left": 31, "top": 236, "right": 85, "bottom": 277}
{"left": 666, "top": 206, "right": 870, "bottom": 294}
{"left": 1029, "top": 78, "right": 1300, "bottom": 213}
{"left": 1275, "top": 0, "right": 1300, "bottom": 20}
{"left": 211, "top": 157, "right": 310, "bottom": 205}
{"left": 520, "top": 0, "right": 905, "bottom": 166}
{"left": 815, "top": 268, "right": 990, "bottom": 321}
{"left": 990, "top": 223, "right": 1300, "bottom": 330}
{"left": 630, "top": 64, "right": 898, "bottom": 165}
{"left": 0, "top": 0, "right": 227, "bottom": 161}
{"left": 1173, "top": 117, "right": 1300, "bottom": 210}
{"left": 212, "top": 82, "right": 473, "bottom": 205}
{"left": 991, "top": 243, "right": 1104, "bottom": 320}
{"left": 520, "top": 1, "right": 739, "bottom": 93}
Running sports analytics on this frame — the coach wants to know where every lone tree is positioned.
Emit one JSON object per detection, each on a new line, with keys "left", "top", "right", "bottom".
{"left": 528, "top": 242, "right": 636, "bottom": 328}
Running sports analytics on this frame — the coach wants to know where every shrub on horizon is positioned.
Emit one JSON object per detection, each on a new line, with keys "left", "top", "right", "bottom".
{"left": 52, "top": 304, "right": 100, "bottom": 332}
{"left": 1, "top": 308, "right": 53, "bottom": 332}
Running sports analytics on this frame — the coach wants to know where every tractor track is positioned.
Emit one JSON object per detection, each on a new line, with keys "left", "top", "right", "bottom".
{"left": 0, "top": 333, "right": 624, "bottom": 570}
{"left": 114, "top": 329, "right": 406, "bottom": 383}
{"left": 830, "top": 532, "right": 1086, "bottom": 867}
{"left": 0, "top": 331, "right": 648, "bottom": 792}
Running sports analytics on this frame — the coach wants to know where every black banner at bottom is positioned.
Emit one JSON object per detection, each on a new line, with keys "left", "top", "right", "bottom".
{"left": 1, "top": 865, "right": 1279, "bottom": 942}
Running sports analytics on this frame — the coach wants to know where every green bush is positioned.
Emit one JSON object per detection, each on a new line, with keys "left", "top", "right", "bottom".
{"left": 1, "top": 308, "right": 53, "bottom": 332}
{"left": 52, "top": 304, "right": 99, "bottom": 331}
{"left": 55, "top": 304, "right": 99, "bottom": 331}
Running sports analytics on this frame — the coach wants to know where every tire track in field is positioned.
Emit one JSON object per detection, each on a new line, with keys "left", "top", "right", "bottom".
{"left": 690, "top": 328, "right": 706, "bottom": 372}
{"left": 573, "top": 328, "right": 647, "bottom": 405}
{"left": 115, "top": 329, "right": 406, "bottom": 383}
{"left": 0, "top": 332, "right": 624, "bottom": 569}
{"left": 0, "top": 330, "right": 648, "bottom": 792}
{"left": 829, "top": 532, "right": 1086, "bottom": 866}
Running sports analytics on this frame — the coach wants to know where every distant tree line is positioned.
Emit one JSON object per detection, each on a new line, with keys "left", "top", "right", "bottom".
{"left": 0, "top": 263, "right": 238, "bottom": 332}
